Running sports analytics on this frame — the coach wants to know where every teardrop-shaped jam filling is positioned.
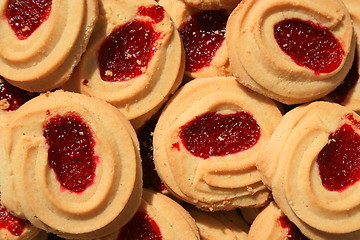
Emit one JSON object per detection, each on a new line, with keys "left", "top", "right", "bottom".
{"left": 117, "top": 211, "right": 163, "bottom": 240}
{"left": 138, "top": 5, "right": 165, "bottom": 23}
{"left": 327, "top": 50, "right": 359, "bottom": 104}
{"left": 179, "top": 10, "right": 227, "bottom": 73}
{"left": 98, "top": 20, "right": 159, "bottom": 82}
{"left": 274, "top": 18, "right": 344, "bottom": 74}
{"left": 0, "top": 205, "right": 26, "bottom": 236}
{"left": 279, "top": 216, "right": 309, "bottom": 240}
{"left": 43, "top": 113, "right": 98, "bottom": 193}
{"left": 5, "top": 0, "right": 52, "bottom": 40}
{"left": 317, "top": 115, "right": 360, "bottom": 191}
{"left": 179, "top": 112, "right": 261, "bottom": 159}
{"left": 0, "top": 78, "right": 36, "bottom": 111}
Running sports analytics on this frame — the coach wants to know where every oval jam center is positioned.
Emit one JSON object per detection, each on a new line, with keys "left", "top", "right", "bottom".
{"left": 0, "top": 205, "right": 27, "bottom": 236}
{"left": 317, "top": 120, "right": 360, "bottom": 192}
{"left": 137, "top": 5, "right": 165, "bottom": 23}
{"left": 179, "top": 10, "right": 227, "bottom": 73}
{"left": 5, "top": 0, "right": 52, "bottom": 40}
{"left": 179, "top": 112, "right": 261, "bottom": 159}
{"left": 117, "top": 211, "right": 163, "bottom": 240}
{"left": 98, "top": 20, "right": 159, "bottom": 82}
{"left": 279, "top": 216, "right": 310, "bottom": 240}
{"left": 43, "top": 113, "right": 98, "bottom": 193}
{"left": 273, "top": 18, "right": 344, "bottom": 74}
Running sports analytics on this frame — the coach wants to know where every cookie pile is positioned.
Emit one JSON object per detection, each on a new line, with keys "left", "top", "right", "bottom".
{"left": 0, "top": 0, "right": 359, "bottom": 239}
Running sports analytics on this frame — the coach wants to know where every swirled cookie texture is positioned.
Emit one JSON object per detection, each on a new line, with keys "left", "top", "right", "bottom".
{"left": 258, "top": 101, "right": 360, "bottom": 239}
{"left": 226, "top": 0, "right": 355, "bottom": 104}
{"left": 248, "top": 202, "right": 309, "bottom": 240}
{"left": 62, "top": 0, "right": 184, "bottom": 128}
{"left": 97, "top": 189, "right": 200, "bottom": 240}
{"left": 0, "top": 91, "right": 142, "bottom": 239}
{"left": 159, "top": 0, "right": 230, "bottom": 79}
{"left": 0, "top": 0, "right": 98, "bottom": 92}
{"left": 185, "top": 204, "right": 249, "bottom": 239}
{"left": 153, "top": 77, "right": 282, "bottom": 211}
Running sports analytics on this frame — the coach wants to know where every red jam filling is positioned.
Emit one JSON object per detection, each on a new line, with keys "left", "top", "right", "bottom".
{"left": 138, "top": 5, "right": 165, "bottom": 23}
{"left": 317, "top": 115, "right": 360, "bottom": 191}
{"left": 327, "top": 50, "right": 359, "bottom": 104}
{"left": 5, "top": 0, "right": 52, "bottom": 40}
{"left": 117, "top": 211, "right": 163, "bottom": 240}
{"left": 279, "top": 216, "right": 309, "bottom": 240}
{"left": 0, "top": 205, "right": 26, "bottom": 236}
{"left": 274, "top": 18, "right": 344, "bottom": 74}
{"left": 0, "top": 78, "right": 36, "bottom": 111}
{"left": 179, "top": 10, "right": 227, "bottom": 72}
{"left": 98, "top": 20, "right": 159, "bottom": 82}
{"left": 179, "top": 112, "right": 261, "bottom": 159}
{"left": 138, "top": 113, "right": 167, "bottom": 192}
{"left": 43, "top": 113, "right": 98, "bottom": 193}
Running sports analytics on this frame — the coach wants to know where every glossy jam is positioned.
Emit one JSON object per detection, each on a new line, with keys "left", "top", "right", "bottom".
{"left": 274, "top": 18, "right": 344, "bottom": 74}
{"left": 138, "top": 113, "right": 167, "bottom": 192}
{"left": 0, "top": 205, "right": 26, "bottom": 236}
{"left": 279, "top": 216, "right": 309, "bottom": 240}
{"left": 317, "top": 115, "right": 360, "bottom": 191}
{"left": 0, "top": 78, "right": 36, "bottom": 111}
{"left": 117, "top": 211, "right": 163, "bottom": 240}
{"left": 5, "top": 0, "right": 52, "bottom": 40}
{"left": 98, "top": 20, "right": 159, "bottom": 82}
{"left": 327, "top": 51, "right": 359, "bottom": 104}
{"left": 179, "top": 112, "right": 261, "bottom": 159}
{"left": 179, "top": 10, "right": 227, "bottom": 72}
{"left": 138, "top": 5, "right": 165, "bottom": 23}
{"left": 43, "top": 114, "right": 98, "bottom": 193}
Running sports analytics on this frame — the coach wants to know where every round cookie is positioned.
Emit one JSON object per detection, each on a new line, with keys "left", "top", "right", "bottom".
{"left": 0, "top": 91, "right": 142, "bottom": 239}
{"left": 153, "top": 77, "right": 282, "bottom": 211}
{"left": 226, "top": 0, "right": 355, "bottom": 104}
{"left": 0, "top": 0, "right": 98, "bottom": 92}
{"left": 258, "top": 101, "right": 360, "bottom": 239}
{"left": 158, "top": 0, "right": 230, "bottom": 79}
{"left": 62, "top": 0, "right": 184, "bottom": 129}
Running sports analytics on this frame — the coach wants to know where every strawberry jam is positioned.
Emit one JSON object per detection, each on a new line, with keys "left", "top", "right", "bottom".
{"left": 138, "top": 5, "right": 165, "bottom": 23}
{"left": 317, "top": 115, "right": 360, "bottom": 191}
{"left": 179, "top": 10, "right": 227, "bottom": 72}
{"left": 279, "top": 216, "right": 309, "bottom": 240}
{"left": 43, "top": 113, "right": 98, "bottom": 193}
{"left": 0, "top": 205, "right": 26, "bottom": 236}
{"left": 179, "top": 112, "right": 261, "bottom": 159}
{"left": 5, "top": 0, "right": 52, "bottom": 40}
{"left": 117, "top": 211, "right": 162, "bottom": 240}
{"left": 274, "top": 18, "right": 344, "bottom": 74}
{"left": 0, "top": 78, "right": 36, "bottom": 111}
{"left": 98, "top": 20, "right": 159, "bottom": 82}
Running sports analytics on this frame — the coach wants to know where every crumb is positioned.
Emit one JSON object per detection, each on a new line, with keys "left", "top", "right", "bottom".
{"left": 105, "top": 70, "right": 113, "bottom": 76}
{"left": 0, "top": 99, "right": 10, "bottom": 110}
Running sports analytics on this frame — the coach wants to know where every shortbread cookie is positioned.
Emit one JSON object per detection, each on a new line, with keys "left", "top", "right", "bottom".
{"left": 237, "top": 207, "right": 262, "bottom": 226}
{"left": 153, "top": 77, "right": 282, "bottom": 211}
{"left": 97, "top": 189, "right": 200, "bottom": 240}
{"left": 185, "top": 205, "right": 249, "bottom": 239}
{"left": 0, "top": 0, "right": 98, "bottom": 92}
{"left": 325, "top": 0, "right": 360, "bottom": 112}
{"left": 248, "top": 202, "right": 309, "bottom": 240}
{"left": 226, "top": 0, "right": 355, "bottom": 104}
{"left": 0, "top": 91, "right": 142, "bottom": 239}
{"left": 258, "top": 101, "right": 360, "bottom": 239}
{"left": 159, "top": 0, "right": 230, "bottom": 79}
{"left": 180, "top": 0, "right": 240, "bottom": 10}
{"left": 63, "top": 0, "right": 183, "bottom": 126}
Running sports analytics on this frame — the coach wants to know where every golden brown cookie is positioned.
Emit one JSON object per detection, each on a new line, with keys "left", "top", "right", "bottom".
{"left": 159, "top": 0, "right": 230, "bottom": 79}
{"left": 97, "top": 189, "right": 200, "bottom": 240}
{"left": 0, "top": 0, "right": 98, "bottom": 92}
{"left": 237, "top": 207, "right": 262, "bottom": 226}
{"left": 258, "top": 101, "right": 360, "bottom": 239}
{"left": 180, "top": 0, "right": 240, "bottom": 10}
{"left": 226, "top": 0, "right": 355, "bottom": 104}
{"left": 0, "top": 91, "right": 142, "bottom": 239}
{"left": 185, "top": 205, "right": 249, "bottom": 239}
{"left": 62, "top": 0, "right": 183, "bottom": 129}
{"left": 153, "top": 77, "right": 282, "bottom": 211}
